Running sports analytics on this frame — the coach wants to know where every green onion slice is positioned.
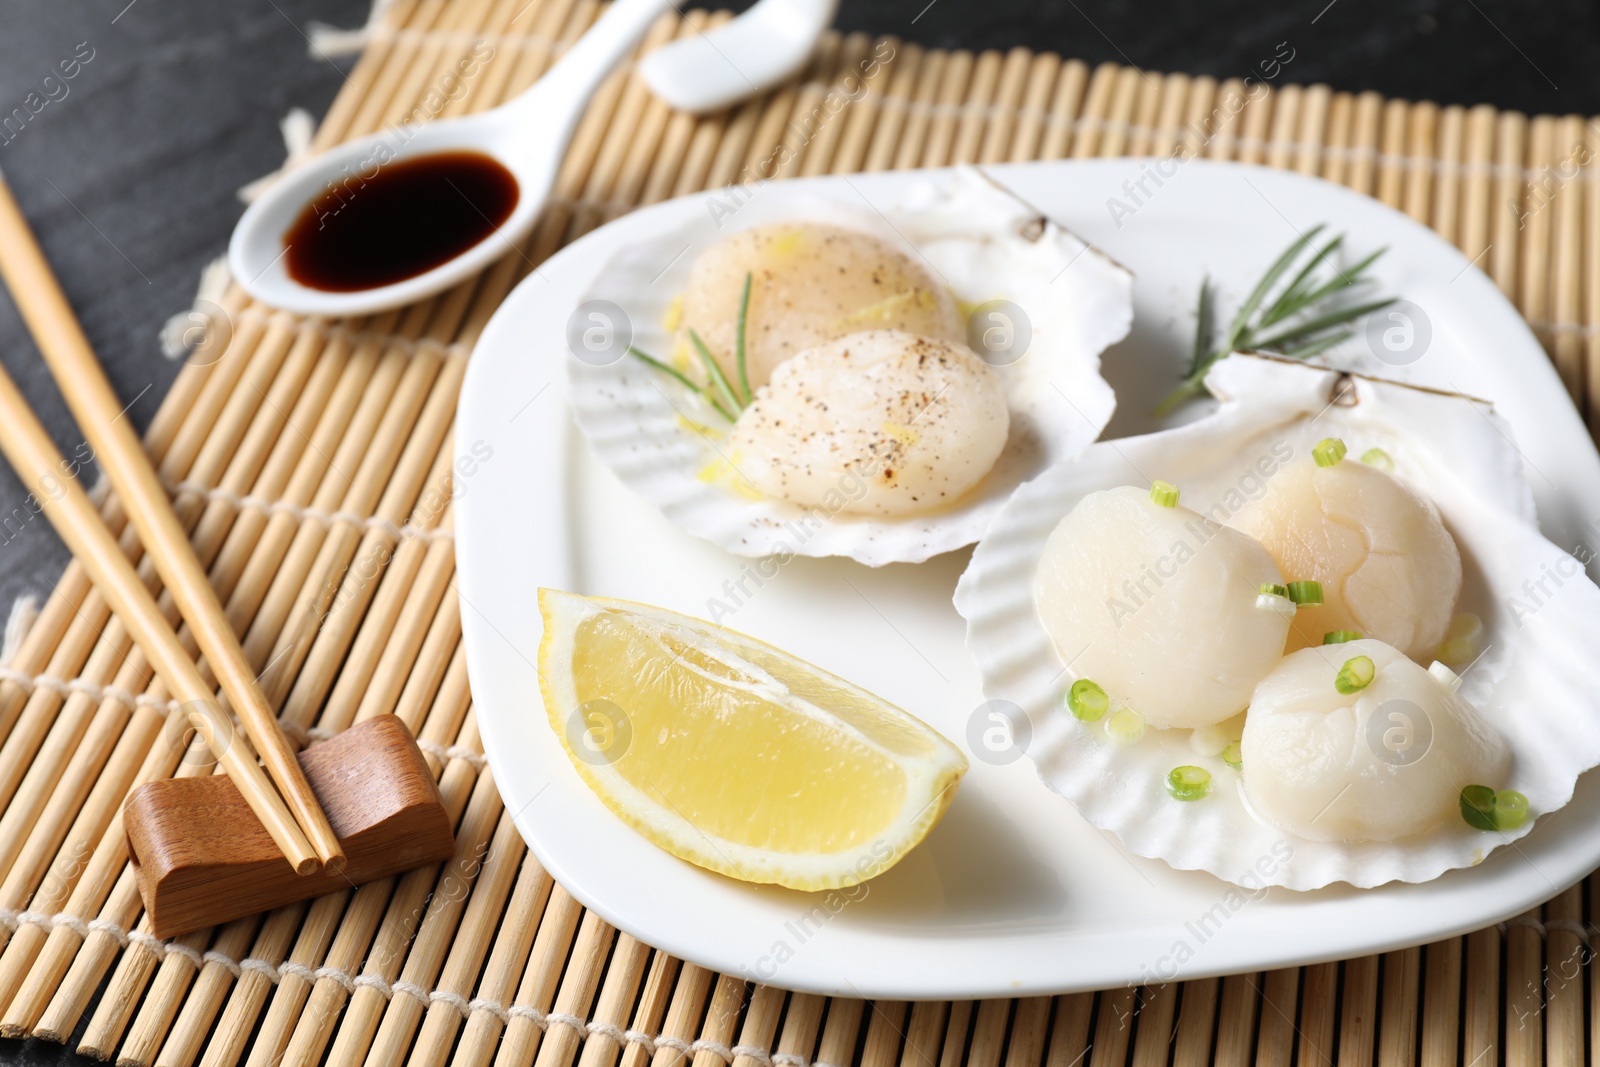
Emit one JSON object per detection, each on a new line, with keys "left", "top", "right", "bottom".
{"left": 1323, "top": 629, "right": 1362, "bottom": 644}
{"left": 1222, "top": 741, "right": 1242, "bottom": 770}
{"left": 1313, "top": 437, "right": 1348, "bottom": 467}
{"left": 1067, "top": 679, "right": 1109, "bottom": 722}
{"left": 1335, "top": 655, "right": 1375, "bottom": 694}
{"left": 1150, "top": 480, "right": 1180, "bottom": 508}
{"left": 1105, "top": 708, "right": 1145, "bottom": 746}
{"left": 1259, "top": 582, "right": 1288, "bottom": 598}
{"left": 1287, "top": 580, "right": 1324, "bottom": 606}
{"left": 1460, "top": 786, "right": 1530, "bottom": 832}
{"left": 1360, "top": 447, "right": 1394, "bottom": 472}
{"left": 1167, "top": 765, "right": 1213, "bottom": 801}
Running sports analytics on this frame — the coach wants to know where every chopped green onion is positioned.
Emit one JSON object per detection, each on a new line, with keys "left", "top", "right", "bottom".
{"left": 1458, "top": 785, "right": 1496, "bottom": 830}
{"left": 1150, "top": 480, "right": 1180, "bottom": 508}
{"left": 1323, "top": 630, "right": 1362, "bottom": 644}
{"left": 1105, "top": 707, "right": 1145, "bottom": 746}
{"left": 687, "top": 328, "right": 746, "bottom": 417}
{"left": 1287, "top": 580, "right": 1324, "bottom": 606}
{"left": 1256, "top": 591, "right": 1297, "bottom": 618}
{"left": 1259, "top": 583, "right": 1288, "bottom": 598}
{"left": 1360, "top": 447, "right": 1394, "bottom": 472}
{"left": 735, "top": 271, "right": 753, "bottom": 404}
{"left": 1460, "top": 786, "right": 1530, "bottom": 832}
{"left": 1222, "top": 741, "right": 1243, "bottom": 770}
{"left": 1428, "top": 660, "right": 1462, "bottom": 692}
{"left": 1335, "top": 655, "right": 1376, "bottom": 694}
{"left": 1067, "top": 679, "right": 1109, "bottom": 722}
{"left": 1435, "top": 612, "right": 1483, "bottom": 666}
{"left": 1167, "top": 765, "right": 1212, "bottom": 801}
{"left": 1313, "top": 437, "right": 1348, "bottom": 467}
{"left": 1493, "top": 789, "right": 1529, "bottom": 830}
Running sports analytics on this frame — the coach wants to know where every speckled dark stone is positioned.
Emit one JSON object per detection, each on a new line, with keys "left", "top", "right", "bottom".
{"left": 0, "top": 1, "right": 1590, "bottom": 1063}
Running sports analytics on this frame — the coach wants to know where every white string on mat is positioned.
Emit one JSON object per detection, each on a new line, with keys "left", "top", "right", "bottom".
{"left": 164, "top": 479, "right": 456, "bottom": 544}
{"left": 0, "top": 595, "right": 39, "bottom": 668}
{"left": 237, "top": 108, "right": 317, "bottom": 203}
{"left": 5, "top": 901, "right": 829, "bottom": 1064}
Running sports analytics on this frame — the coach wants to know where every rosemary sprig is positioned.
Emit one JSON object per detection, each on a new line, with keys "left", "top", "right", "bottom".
{"left": 1155, "top": 225, "right": 1395, "bottom": 416}
{"left": 627, "top": 346, "right": 735, "bottom": 422}
{"left": 625, "top": 271, "right": 757, "bottom": 422}
{"left": 735, "top": 271, "right": 753, "bottom": 404}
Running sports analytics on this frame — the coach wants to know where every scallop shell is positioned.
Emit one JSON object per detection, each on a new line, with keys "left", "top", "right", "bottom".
{"left": 567, "top": 166, "right": 1132, "bottom": 566}
{"left": 953, "top": 354, "right": 1600, "bottom": 889}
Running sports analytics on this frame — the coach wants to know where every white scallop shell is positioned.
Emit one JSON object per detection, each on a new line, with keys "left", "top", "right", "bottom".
{"left": 953, "top": 354, "right": 1600, "bottom": 889}
{"left": 567, "top": 166, "right": 1132, "bottom": 566}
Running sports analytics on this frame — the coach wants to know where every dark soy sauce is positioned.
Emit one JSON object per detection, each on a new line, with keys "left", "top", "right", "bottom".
{"left": 283, "top": 150, "right": 519, "bottom": 292}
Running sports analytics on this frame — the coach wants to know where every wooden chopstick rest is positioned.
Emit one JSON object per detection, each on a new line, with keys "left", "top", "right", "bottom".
{"left": 0, "top": 169, "right": 345, "bottom": 871}
{"left": 125, "top": 715, "right": 455, "bottom": 939}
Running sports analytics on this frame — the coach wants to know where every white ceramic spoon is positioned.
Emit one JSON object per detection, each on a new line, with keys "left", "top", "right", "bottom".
{"left": 639, "top": 0, "right": 840, "bottom": 113}
{"left": 230, "top": 0, "right": 831, "bottom": 316}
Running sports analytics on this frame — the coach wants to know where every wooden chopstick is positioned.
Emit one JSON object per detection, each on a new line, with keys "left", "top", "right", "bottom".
{"left": 0, "top": 170, "right": 345, "bottom": 874}
{"left": 0, "top": 355, "right": 321, "bottom": 873}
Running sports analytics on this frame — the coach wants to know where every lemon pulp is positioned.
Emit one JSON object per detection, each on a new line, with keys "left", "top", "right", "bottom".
{"left": 540, "top": 589, "right": 967, "bottom": 889}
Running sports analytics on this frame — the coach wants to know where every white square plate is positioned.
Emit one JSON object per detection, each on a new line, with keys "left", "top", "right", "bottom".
{"left": 455, "top": 159, "right": 1600, "bottom": 998}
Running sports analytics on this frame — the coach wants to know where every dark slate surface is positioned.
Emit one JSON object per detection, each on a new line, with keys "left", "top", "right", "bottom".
{"left": 0, "top": 0, "right": 1592, "bottom": 1062}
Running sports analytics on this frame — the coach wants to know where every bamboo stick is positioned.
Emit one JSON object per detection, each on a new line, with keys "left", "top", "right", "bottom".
{"left": 445, "top": 851, "right": 554, "bottom": 1067}
{"left": 901, "top": 999, "right": 948, "bottom": 1067}
{"left": 979, "top": 48, "right": 1031, "bottom": 164}
{"left": 1376, "top": 946, "right": 1420, "bottom": 1066}
{"left": 1432, "top": 105, "right": 1465, "bottom": 245}
{"left": 1170, "top": 979, "right": 1218, "bottom": 1067}
{"left": 1037, "top": 59, "right": 1086, "bottom": 162}
{"left": 0, "top": 174, "right": 340, "bottom": 872}
{"left": 1543, "top": 887, "right": 1584, "bottom": 1067}
{"left": 1044, "top": 995, "right": 1091, "bottom": 1067}
{"left": 1376, "top": 98, "right": 1408, "bottom": 208}
{"left": 1130, "top": 984, "right": 1175, "bottom": 1067}
{"left": 862, "top": 1000, "right": 908, "bottom": 1067}
{"left": 0, "top": 362, "right": 313, "bottom": 870}
{"left": 1088, "top": 988, "right": 1133, "bottom": 1067}
{"left": 1340, "top": 956, "right": 1379, "bottom": 1067}
{"left": 1008, "top": 997, "right": 1050, "bottom": 1067}
{"left": 1295, "top": 84, "right": 1329, "bottom": 176}
{"left": 1551, "top": 114, "right": 1586, "bottom": 406}
{"left": 1418, "top": 940, "right": 1461, "bottom": 1067}
{"left": 1503, "top": 910, "right": 1542, "bottom": 1066}
{"left": 1252, "top": 970, "right": 1296, "bottom": 1067}
{"left": 616, "top": 953, "right": 682, "bottom": 1067}
{"left": 1212, "top": 975, "right": 1259, "bottom": 1067}
{"left": 965, "top": 999, "right": 1006, "bottom": 1067}
{"left": 953, "top": 49, "right": 1002, "bottom": 165}
{"left": 361, "top": 804, "right": 524, "bottom": 1066}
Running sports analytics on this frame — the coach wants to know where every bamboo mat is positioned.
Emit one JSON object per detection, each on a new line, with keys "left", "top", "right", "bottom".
{"left": 0, "top": 1, "right": 1595, "bottom": 1064}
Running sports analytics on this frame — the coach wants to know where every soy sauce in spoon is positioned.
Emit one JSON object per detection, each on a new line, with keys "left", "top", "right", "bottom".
{"left": 283, "top": 150, "right": 518, "bottom": 293}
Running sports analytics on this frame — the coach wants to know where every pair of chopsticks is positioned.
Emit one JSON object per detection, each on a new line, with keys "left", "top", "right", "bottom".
{"left": 0, "top": 168, "right": 343, "bottom": 876}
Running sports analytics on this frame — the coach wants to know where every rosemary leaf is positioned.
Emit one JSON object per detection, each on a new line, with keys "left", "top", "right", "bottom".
{"left": 1188, "top": 277, "right": 1213, "bottom": 379}
{"left": 627, "top": 346, "right": 736, "bottom": 422}
{"left": 1256, "top": 235, "right": 1343, "bottom": 329}
{"left": 1275, "top": 329, "right": 1355, "bottom": 361}
{"left": 1223, "top": 224, "right": 1325, "bottom": 351}
{"left": 1250, "top": 297, "right": 1397, "bottom": 351}
{"left": 736, "top": 271, "right": 753, "bottom": 405}
{"left": 687, "top": 327, "right": 746, "bottom": 417}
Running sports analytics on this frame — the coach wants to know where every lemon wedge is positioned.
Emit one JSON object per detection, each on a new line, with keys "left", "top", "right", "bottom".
{"left": 538, "top": 589, "right": 968, "bottom": 890}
